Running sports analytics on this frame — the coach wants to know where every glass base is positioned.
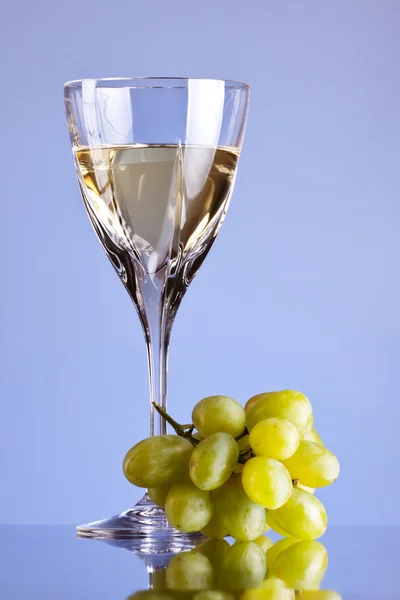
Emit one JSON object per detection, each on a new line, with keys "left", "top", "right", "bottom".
{"left": 102, "top": 536, "right": 205, "bottom": 560}
{"left": 76, "top": 493, "right": 205, "bottom": 545}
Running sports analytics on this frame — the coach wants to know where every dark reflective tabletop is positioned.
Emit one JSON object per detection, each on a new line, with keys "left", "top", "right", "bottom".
{"left": 0, "top": 526, "right": 396, "bottom": 599}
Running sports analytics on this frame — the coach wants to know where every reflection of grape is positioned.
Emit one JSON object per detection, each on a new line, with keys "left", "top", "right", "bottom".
{"left": 246, "top": 391, "right": 313, "bottom": 436}
{"left": 268, "top": 540, "right": 328, "bottom": 590}
{"left": 268, "top": 488, "right": 327, "bottom": 540}
{"left": 250, "top": 418, "right": 300, "bottom": 460}
{"left": 194, "top": 539, "right": 230, "bottom": 588}
{"left": 194, "top": 539, "right": 229, "bottom": 568}
{"left": 150, "top": 569, "right": 167, "bottom": 591}
{"left": 282, "top": 441, "right": 340, "bottom": 488}
{"left": 266, "top": 513, "right": 292, "bottom": 537}
{"left": 242, "top": 457, "right": 292, "bottom": 509}
{"left": 123, "top": 435, "right": 193, "bottom": 487}
{"left": 189, "top": 433, "right": 239, "bottom": 490}
{"left": 267, "top": 537, "right": 300, "bottom": 568}
{"left": 221, "top": 542, "right": 267, "bottom": 590}
{"left": 166, "top": 552, "right": 214, "bottom": 590}
{"left": 220, "top": 475, "right": 267, "bottom": 541}
{"left": 192, "top": 395, "right": 246, "bottom": 438}
{"left": 165, "top": 482, "right": 212, "bottom": 532}
{"left": 253, "top": 535, "right": 274, "bottom": 552}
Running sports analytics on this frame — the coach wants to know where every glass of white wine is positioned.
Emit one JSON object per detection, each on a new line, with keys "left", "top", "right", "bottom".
{"left": 64, "top": 77, "right": 250, "bottom": 539}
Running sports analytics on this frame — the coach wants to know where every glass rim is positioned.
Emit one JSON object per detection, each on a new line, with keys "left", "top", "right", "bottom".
{"left": 64, "top": 76, "right": 250, "bottom": 90}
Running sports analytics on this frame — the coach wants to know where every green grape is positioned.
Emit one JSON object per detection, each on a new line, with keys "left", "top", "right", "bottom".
{"left": 282, "top": 441, "right": 340, "bottom": 488}
{"left": 194, "top": 539, "right": 230, "bottom": 587}
{"left": 242, "top": 589, "right": 294, "bottom": 600}
{"left": 238, "top": 434, "right": 251, "bottom": 451}
{"left": 300, "top": 592, "right": 342, "bottom": 600}
{"left": 219, "top": 475, "right": 267, "bottom": 541}
{"left": 303, "top": 427, "right": 323, "bottom": 445}
{"left": 194, "top": 538, "right": 230, "bottom": 566}
{"left": 246, "top": 391, "right": 313, "bottom": 436}
{"left": 242, "top": 590, "right": 294, "bottom": 600}
{"left": 200, "top": 490, "right": 229, "bottom": 539}
{"left": 241, "top": 457, "right": 292, "bottom": 509}
{"left": 192, "top": 395, "right": 246, "bottom": 438}
{"left": 258, "top": 578, "right": 287, "bottom": 589}
{"left": 166, "top": 552, "right": 214, "bottom": 590}
{"left": 235, "top": 437, "right": 250, "bottom": 474}
{"left": 193, "top": 431, "right": 204, "bottom": 441}
{"left": 298, "top": 483, "right": 315, "bottom": 494}
{"left": 200, "top": 510, "right": 229, "bottom": 539}
{"left": 221, "top": 542, "right": 267, "bottom": 590}
{"left": 249, "top": 418, "right": 300, "bottom": 460}
{"left": 245, "top": 392, "right": 274, "bottom": 413}
{"left": 266, "top": 513, "right": 291, "bottom": 537}
{"left": 123, "top": 435, "right": 193, "bottom": 488}
{"left": 266, "top": 538, "right": 299, "bottom": 568}
{"left": 189, "top": 433, "right": 239, "bottom": 490}
{"left": 268, "top": 540, "right": 328, "bottom": 590}
{"left": 165, "top": 482, "right": 212, "bottom": 533}
{"left": 268, "top": 488, "right": 327, "bottom": 540}
{"left": 194, "top": 592, "right": 234, "bottom": 600}
{"left": 148, "top": 485, "right": 171, "bottom": 508}
{"left": 253, "top": 535, "right": 274, "bottom": 553}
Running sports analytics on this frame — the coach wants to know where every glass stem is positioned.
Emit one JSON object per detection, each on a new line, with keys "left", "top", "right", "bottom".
{"left": 141, "top": 271, "right": 172, "bottom": 437}
{"left": 146, "top": 308, "right": 169, "bottom": 437}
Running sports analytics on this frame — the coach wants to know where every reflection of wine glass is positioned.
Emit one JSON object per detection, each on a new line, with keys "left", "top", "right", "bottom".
{"left": 64, "top": 77, "right": 250, "bottom": 538}
{"left": 101, "top": 536, "right": 204, "bottom": 592}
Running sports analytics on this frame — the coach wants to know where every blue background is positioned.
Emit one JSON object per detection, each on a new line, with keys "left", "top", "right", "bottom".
{"left": 0, "top": 1, "right": 399, "bottom": 525}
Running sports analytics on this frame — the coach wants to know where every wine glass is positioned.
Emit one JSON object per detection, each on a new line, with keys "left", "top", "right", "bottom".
{"left": 64, "top": 77, "right": 250, "bottom": 538}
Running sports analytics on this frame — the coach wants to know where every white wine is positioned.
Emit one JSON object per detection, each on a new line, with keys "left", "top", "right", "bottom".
{"left": 75, "top": 145, "right": 239, "bottom": 276}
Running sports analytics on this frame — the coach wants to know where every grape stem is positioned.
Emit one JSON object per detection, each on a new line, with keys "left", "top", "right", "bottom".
{"left": 235, "top": 427, "right": 249, "bottom": 442}
{"left": 238, "top": 447, "right": 255, "bottom": 464}
{"left": 152, "top": 402, "right": 255, "bottom": 464}
{"left": 152, "top": 402, "right": 200, "bottom": 446}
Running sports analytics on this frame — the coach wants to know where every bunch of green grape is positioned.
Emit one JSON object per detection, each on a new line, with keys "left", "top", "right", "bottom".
{"left": 128, "top": 538, "right": 342, "bottom": 599}
{"left": 123, "top": 391, "right": 340, "bottom": 542}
